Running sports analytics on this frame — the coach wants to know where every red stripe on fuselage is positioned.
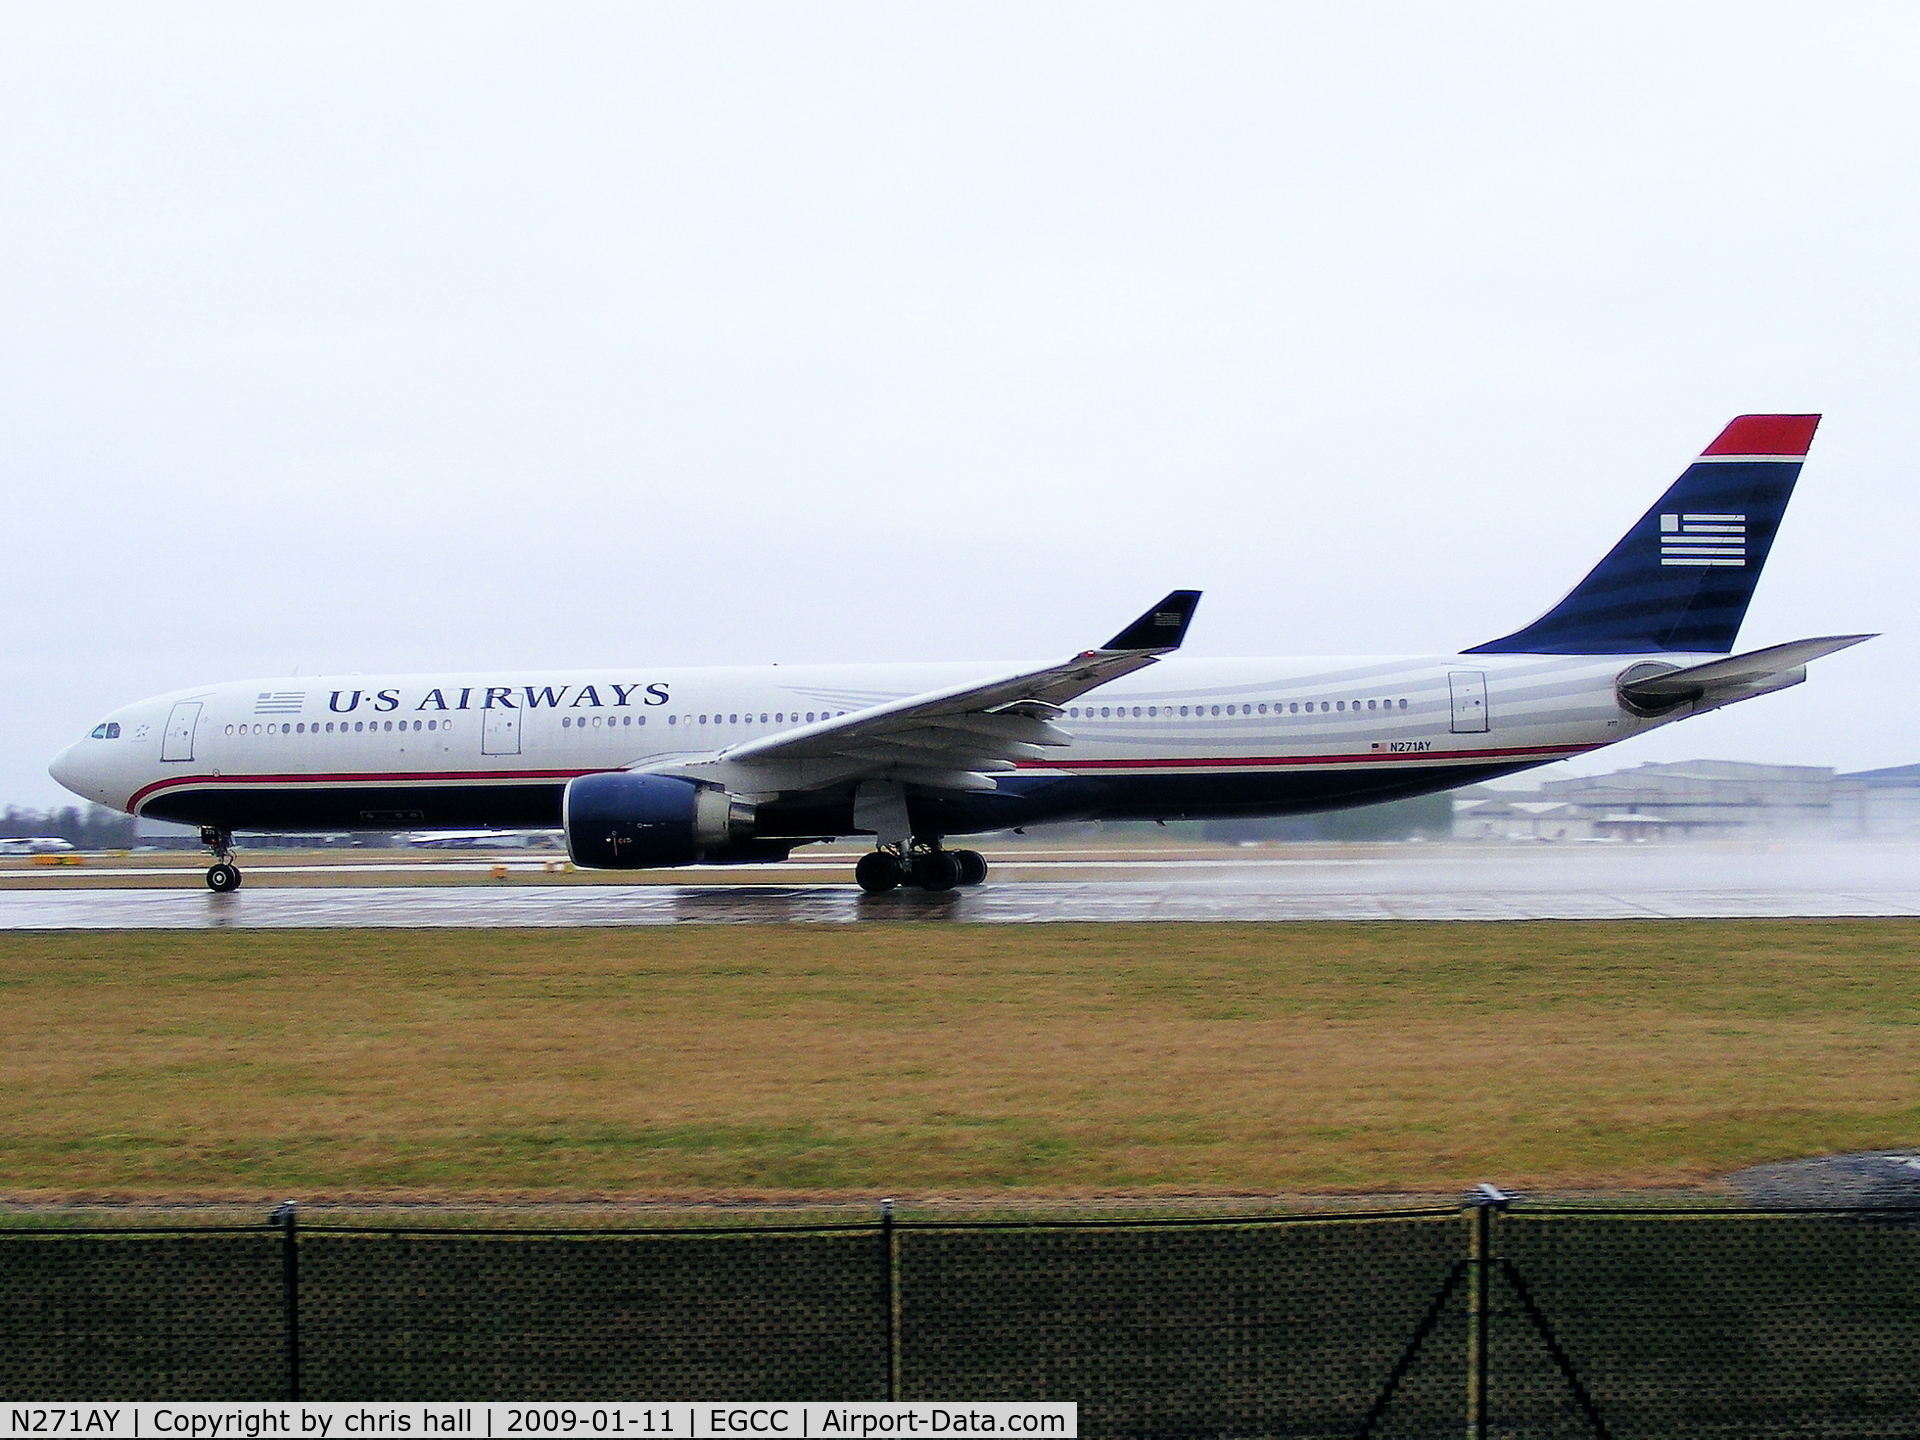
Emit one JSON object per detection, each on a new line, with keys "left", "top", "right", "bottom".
{"left": 1015, "top": 742, "right": 1599, "bottom": 772}
{"left": 127, "top": 767, "right": 601, "bottom": 813}
{"left": 128, "top": 742, "right": 1598, "bottom": 812}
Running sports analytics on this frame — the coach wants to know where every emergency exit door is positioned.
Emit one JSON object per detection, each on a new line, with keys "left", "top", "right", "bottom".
{"left": 481, "top": 706, "right": 521, "bottom": 756}
{"left": 1448, "top": 671, "right": 1489, "bottom": 734}
{"left": 161, "top": 701, "right": 202, "bottom": 762}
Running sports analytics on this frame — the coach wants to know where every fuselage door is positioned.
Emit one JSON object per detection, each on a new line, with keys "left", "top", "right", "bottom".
{"left": 161, "top": 701, "right": 202, "bottom": 762}
{"left": 482, "top": 706, "right": 521, "bottom": 756}
{"left": 1448, "top": 670, "right": 1489, "bottom": 734}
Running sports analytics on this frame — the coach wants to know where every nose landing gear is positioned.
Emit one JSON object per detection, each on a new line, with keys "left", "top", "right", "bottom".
{"left": 855, "top": 840, "right": 988, "bottom": 894}
{"left": 200, "top": 826, "right": 242, "bottom": 892}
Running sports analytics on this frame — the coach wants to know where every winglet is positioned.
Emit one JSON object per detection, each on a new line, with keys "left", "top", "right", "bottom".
{"left": 1101, "top": 590, "right": 1202, "bottom": 652}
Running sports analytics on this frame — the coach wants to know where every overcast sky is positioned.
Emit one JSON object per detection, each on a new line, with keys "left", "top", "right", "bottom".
{"left": 4, "top": 4, "right": 1917, "bottom": 808}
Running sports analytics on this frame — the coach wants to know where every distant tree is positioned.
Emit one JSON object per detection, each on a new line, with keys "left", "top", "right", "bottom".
{"left": 0, "top": 803, "right": 137, "bottom": 849}
{"left": 1318, "top": 791, "right": 1454, "bottom": 841}
{"left": 1202, "top": 792, "right": 1454, "bottom": 844}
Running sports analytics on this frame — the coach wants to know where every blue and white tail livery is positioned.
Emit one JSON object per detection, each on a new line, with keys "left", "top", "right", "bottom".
{"left": 1469, "top": 414, "right": 1817, "bottom": 655}
{"left": 50, "top": 415, "right": 1873, "bottom": 893}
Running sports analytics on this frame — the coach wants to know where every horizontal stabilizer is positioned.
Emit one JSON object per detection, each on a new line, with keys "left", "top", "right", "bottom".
{"left": 1618, "top": 634, "right": 1873, "bottom": 710}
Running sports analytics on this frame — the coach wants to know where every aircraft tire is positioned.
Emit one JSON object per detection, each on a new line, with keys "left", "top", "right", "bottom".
{"left": 206, "top": 863, "right": 242, "bottom": 893}
{"left": 953, "top": 850, "right": 988, "bottom": 886}
{"left": 855, "top": 851, "right": 903, "bottom": 895}
{"left": 912, "top": 851, "right": 962, "bottom": 892}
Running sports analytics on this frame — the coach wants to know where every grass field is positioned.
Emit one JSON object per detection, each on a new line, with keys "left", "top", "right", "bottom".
{"left": 3, "top": 920, "right": 1918, "bottom": 1199}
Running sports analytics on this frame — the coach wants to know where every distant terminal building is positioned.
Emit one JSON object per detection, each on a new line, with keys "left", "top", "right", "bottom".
{"left": 1831, "top": 763, "right": 1920, "bottom": 839}
{"left": 1450, "top": 797, "right": 1596, "bottom": 843}
{"left": 1455, "top": 759, "right": 1918, "bottom": 841}
{"left": 1541, "top": 760, "right": 1833, "bottom": 840}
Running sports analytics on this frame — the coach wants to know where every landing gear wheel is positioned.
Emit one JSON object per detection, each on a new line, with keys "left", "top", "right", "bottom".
{"left": 199, "top": 826, "right": 239, "bottom": 892}
{"left": 855, "top": 851, "right": 904, "bottom": 895}
{"left": 952, "top": 850, "right": 988, "bottom": 887}
{"left": 912, "top": 851, "right": 963, "bottom": 892}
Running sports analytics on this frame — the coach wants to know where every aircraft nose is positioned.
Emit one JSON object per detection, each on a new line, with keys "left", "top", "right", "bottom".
{"left": 48, "top": 741, "right": 92, "bottom": 800}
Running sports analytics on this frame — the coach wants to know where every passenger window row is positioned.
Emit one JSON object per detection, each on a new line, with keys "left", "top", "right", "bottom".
{"left": 563, "top": 711, "right": 849, "bottom": 728}
{"left": 1067, "top": 699, "right": 1412, "bottom": 719}
{"left": 223, "top": 698, "right": 1405, "bottom": 740}
{"left": 222, "top": 710, "right": 857, "bottom": 739}
{"left": 225, "top": 720, "right": 452, "bottom": 736}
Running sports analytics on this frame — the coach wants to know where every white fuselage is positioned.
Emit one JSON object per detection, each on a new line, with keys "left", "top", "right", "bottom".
{"left": 50, "top": 651, "right": 1683, "bottom": 838}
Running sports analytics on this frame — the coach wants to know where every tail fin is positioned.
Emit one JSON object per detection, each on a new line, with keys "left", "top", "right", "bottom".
{"left": 1466, "top": 414, "right": 1819, "bottom": 655}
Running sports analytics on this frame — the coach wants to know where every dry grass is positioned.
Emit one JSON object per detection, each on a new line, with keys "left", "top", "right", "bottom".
{"left": 2, "top": 921, "right": 1918, "bottom": 1200}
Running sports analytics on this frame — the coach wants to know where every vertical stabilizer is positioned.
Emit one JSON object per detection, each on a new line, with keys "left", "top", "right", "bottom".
{"left": 1466, "top": 414, "right": 1818, "bottom": 655}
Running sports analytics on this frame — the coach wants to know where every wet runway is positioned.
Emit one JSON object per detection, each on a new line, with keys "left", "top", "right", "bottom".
{"left": 4, "top": 843, "right": 1918, "bottom": 926}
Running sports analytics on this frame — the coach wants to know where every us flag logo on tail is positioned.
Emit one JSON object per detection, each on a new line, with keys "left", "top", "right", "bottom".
{"left": 1660, "top": 512, "right": 1746, "bottom": 567}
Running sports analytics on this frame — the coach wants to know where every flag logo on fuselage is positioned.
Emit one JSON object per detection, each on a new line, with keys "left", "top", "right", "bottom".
{"left": 253, "top": 691, "right": 306, "bottom": 714}
{"left": 1659, "top": 513, "right": 1745, "bottom": 567}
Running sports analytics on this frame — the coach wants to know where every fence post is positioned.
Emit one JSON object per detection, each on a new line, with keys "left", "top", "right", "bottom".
{"left": 1466, "top": 1185, "right": 1510, "bottom": 1440}
{"left": 881, "top": 1198, "right": 900, "bottom": 1401}
{"left": 271, "top": 1201, "right": 300, "bottom": 1401}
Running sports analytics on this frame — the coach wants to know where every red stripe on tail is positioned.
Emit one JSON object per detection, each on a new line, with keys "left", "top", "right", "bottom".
{"left": 1701, "top": 414, "right": 1821, "bottom": 457}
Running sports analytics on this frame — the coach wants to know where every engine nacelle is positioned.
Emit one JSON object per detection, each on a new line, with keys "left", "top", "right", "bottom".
{"left": 563, "top": 772, "right": 757, "bottom": 869}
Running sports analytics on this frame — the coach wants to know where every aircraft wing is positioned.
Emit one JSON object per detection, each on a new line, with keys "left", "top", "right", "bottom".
{"left": 1618, "top": 634, "right": 1874, "bottom": 711}
{"left": 646, "top": 590, "right": 1200, "bottom": 796}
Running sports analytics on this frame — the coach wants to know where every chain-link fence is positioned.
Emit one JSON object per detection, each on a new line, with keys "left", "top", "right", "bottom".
{"left": 5, "top": 1202, "right": 1920, "bottom": 1436}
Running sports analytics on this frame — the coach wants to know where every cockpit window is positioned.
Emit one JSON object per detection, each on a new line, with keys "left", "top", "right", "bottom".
{"left": 88, "top": 723, "right": 120, "bottom": 739}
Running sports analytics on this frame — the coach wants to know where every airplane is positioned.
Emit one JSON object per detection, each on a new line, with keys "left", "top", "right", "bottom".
{"left": 0, "top": 836, "right": 79, "bottom": 857}
{"left": 50, "top": 414, "right": 1870, "bottom": 895}
{"left": 403, "top": 829, "right": 552, "bottom": 850}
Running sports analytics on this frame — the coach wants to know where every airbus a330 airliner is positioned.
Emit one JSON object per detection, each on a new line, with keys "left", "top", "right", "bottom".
{"left": 51, "top": 414, "right": 1868, "bottom": 894}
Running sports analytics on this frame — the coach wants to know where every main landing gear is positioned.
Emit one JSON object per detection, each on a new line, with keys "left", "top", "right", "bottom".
{"left": 856, "top": 841, "right": 988, "bottom": 895}
{"left": 200, "top": 826, "right": 242, "bottom": 893}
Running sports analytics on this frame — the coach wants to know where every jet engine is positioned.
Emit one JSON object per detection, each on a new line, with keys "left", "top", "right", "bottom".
{"left": 563, "top": 772, "right": 772, "bottom": 868}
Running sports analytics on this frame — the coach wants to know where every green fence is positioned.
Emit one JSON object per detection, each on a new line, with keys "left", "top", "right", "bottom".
{"left": 4, "top": 1202, "right": 1920, "bottom": 1437}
